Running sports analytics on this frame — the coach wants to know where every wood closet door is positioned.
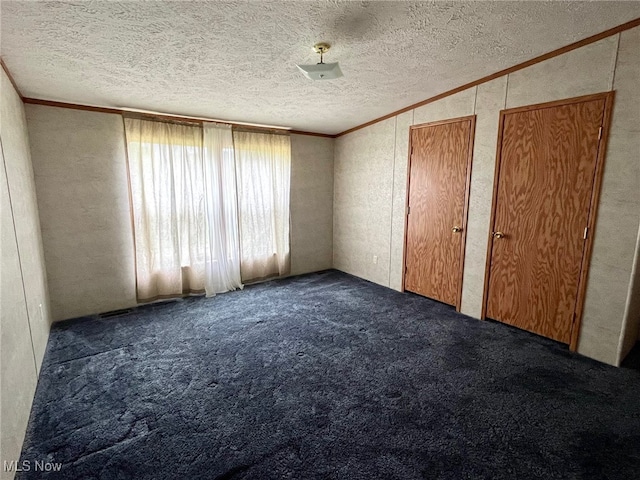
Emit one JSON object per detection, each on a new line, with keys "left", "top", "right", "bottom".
{"left": 404, "top": 117, "right": 474, "bottom": 308}
{"left": 486, "top": 98, "right": 606, "bottom": 344}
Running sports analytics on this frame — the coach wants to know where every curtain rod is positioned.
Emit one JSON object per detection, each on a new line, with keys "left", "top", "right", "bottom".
{"left": 122, "top": 111, "right": 203, "bottom": 126}
{"left": 122, "top": 111, "right": 291, "bottom": 135}
{"left": 231, "top": 126, "right": 290, "bottom": 136}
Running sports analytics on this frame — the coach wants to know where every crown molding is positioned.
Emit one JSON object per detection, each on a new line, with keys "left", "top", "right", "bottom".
{"left": 5, "top": 16, "right": 639, "bottom": 139}
{"left": 1, "top": 57, "right": 24, "bottom": 99}
{"left": 336, "top": 17, "right": 640, "bottom": 137}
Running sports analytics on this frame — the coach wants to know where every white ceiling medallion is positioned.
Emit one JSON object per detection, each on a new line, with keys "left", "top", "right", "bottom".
{"left": 296, "top": 43, "right": 343, "bottom": 81}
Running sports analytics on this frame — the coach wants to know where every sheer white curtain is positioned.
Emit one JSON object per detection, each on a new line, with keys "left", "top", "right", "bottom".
{"left": 233, "top": 130, "right": 291, "bottom": 282}
{"left": 124, "top": 118, "right": 242, "bottom": 301}
{"left": 202, "top": 123, "right": 243, "bottom": 295}
{"left": 124, "top": 118, "right": 204, "bottom": 301}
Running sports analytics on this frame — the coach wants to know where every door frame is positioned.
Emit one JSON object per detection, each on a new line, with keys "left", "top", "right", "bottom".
{"left": 480, "top": 91, "right": 615, "bottom": 350}
{"left": 401, "top": 115, "right": 476, "bottom": 311}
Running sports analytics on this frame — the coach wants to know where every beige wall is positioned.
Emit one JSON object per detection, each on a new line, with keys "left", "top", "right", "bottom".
{"left": 608, "top": 26, "right": 640, "bottom": 363}
{"left": 0, "top": 69, "right": 51, "bottom": 479}
{"left": 26, "top": 107, "right": 335, "bottom": 320}
{"left": 26, "top": 106, "right": 137, "bottom": 321}
{"left": 334, "top": 118, "right": 396, "bottom": 286}
{"left": 290, "top": 134, "right": 334, "bottom": 276}
{"left": 621, "top": 50, "right": 640, "bottom": 350}
{"left": 621, "top": 223, "right": 640, "bottom": 357}
{"left": 333, "top": 27, "right": 640, "bottom": 366}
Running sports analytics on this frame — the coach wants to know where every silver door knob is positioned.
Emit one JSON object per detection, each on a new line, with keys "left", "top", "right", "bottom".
{"left": 452, "top": 226, "right": 462, "bottom": 233}
{"left": 493, "top": 231, "right": 505, "bottom": 239}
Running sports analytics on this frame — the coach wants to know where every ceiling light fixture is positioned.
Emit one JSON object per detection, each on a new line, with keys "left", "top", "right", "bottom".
{"left": 296, "top": 43, "right": 343, "bottom": 81}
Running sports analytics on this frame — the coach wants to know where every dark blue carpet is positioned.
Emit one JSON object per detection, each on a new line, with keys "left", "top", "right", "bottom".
{"left": 19, "top": 270, "right": 640, "bottom": 479}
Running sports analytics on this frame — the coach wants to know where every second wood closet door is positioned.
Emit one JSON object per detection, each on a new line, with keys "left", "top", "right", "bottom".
{"left": 404, "top": 116, "right": 474, "bottom": 308}
{"left": 485, "top": 95, "right": 608, "bottom": 344}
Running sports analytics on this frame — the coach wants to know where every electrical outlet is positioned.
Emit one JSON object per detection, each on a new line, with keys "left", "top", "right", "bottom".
{"left": 373, "top": 255, "right": 378, "bottom": 264}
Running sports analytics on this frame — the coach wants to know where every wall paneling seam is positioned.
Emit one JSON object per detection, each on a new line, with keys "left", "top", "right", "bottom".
{"left": 472, "top": 85, "right": 479, "bottom": 114}
{"left": 609, "top": 33, "right": 622, "bottom": 91}
{"left": 0, "top": 136, "right": 38, "bottom": 374}
{"left": 617, "top": 222, "right": 640, "bottom": 363}
{"left": 504, "top": 74, "right": 510, "bottom": 109}
{"left": 388, "top": 116, "right": 398, "bottom": 287}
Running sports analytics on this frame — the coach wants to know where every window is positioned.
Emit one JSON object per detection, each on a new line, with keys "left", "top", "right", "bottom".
{"left": 124, "top": 118, "right": 290, "bottom": 301}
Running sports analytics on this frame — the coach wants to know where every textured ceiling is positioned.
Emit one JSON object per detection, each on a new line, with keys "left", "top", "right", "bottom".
{"left": 1, "top": 1, "right": 639, "bottom": 134}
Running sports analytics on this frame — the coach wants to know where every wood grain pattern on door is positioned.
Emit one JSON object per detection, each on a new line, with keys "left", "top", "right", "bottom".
{"left": 404, "top": 116, "right": 474, "bottom": 308}
{"left": 485, "top": 97, "right": 606, "bottom": 344}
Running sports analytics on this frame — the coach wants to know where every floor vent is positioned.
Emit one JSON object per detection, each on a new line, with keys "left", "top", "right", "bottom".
{"left": 99, "top": 308, "right": 133, "bottom": 318}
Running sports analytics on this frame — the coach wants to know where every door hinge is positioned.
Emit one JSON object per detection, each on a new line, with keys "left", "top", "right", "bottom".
{"left": 598, "top": 127, "right": 602, "bottom": 140}
{"left": 407, "top": 206, "right": 410, "bottom": 215}
{"left": 583, "top": 227, "right": 589, "bottom": 240}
